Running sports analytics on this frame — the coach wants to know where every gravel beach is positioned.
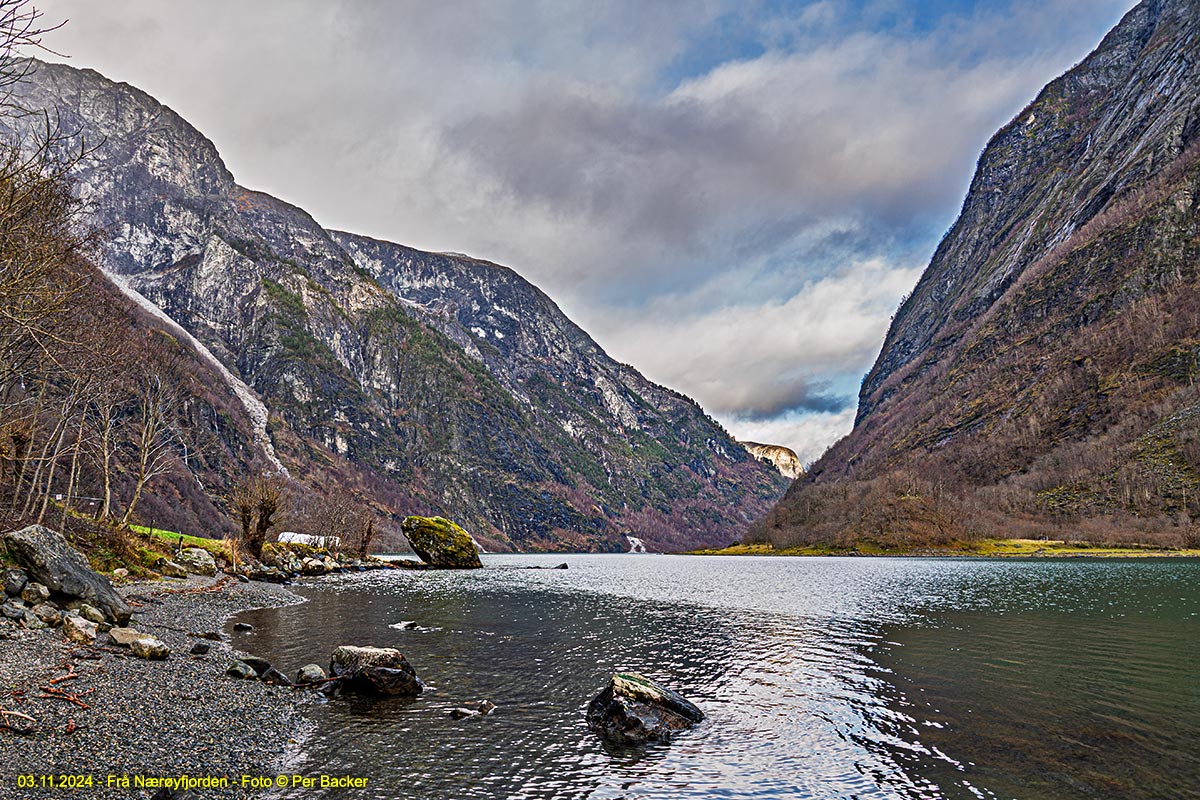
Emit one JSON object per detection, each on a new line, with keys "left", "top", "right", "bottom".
{"left": 0, "top": 576, "right": 309, "bottom": 799}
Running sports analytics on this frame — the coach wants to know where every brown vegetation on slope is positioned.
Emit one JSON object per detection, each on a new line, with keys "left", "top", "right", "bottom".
{"left": 756, "top": 0, "right": 1200, "bottom": 550}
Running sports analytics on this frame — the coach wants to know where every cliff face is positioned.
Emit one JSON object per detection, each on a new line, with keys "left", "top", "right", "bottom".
{"left": 759, "top": 0, "right": 1200, "bottom": 547}
{"left": 10, "top": 61, "right": 787, "bottom": 552}
{"left": 739, "top": 442, "right": 803, "bottom": 480}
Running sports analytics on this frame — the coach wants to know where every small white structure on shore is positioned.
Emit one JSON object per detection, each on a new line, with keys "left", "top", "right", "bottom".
{"left": 277, "top": 531, "right": 341, "bottom": 549}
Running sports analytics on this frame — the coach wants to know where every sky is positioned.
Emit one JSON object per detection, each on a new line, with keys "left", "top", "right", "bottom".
{"left": 41, "top": 0, "right": 1135, "bottom": 463}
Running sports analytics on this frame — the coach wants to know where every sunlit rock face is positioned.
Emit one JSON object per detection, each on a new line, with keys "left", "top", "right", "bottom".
{"left": 7, "top": 60, "right": 789, "bottom": 552}
{"left": 740, "top": 442, "right": 804, "bottom": 480}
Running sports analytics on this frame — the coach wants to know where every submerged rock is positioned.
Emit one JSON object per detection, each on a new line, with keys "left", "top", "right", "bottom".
{"left": 401, "top": 516, "right": 482, "bottom": 569}
{"left": 329, "top": 645, "right": 423, "bottom": 696}
{"left": 0, "top": 526, "right": 132, "bottom": 624}
{"left": 586, "top": 672, "right": 704, "bottom": 744}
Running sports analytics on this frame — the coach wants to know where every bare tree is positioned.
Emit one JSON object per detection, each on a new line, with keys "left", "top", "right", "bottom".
{"left": 119, "top": 359, "right": 181, "bottom": 526}
{"left": 230, "top": 473, "right": 289, "bottom": 560}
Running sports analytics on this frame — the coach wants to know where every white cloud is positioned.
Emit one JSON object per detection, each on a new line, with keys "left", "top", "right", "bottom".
{"left": 40, "top": 0, "right": 1136, "bottom": 461}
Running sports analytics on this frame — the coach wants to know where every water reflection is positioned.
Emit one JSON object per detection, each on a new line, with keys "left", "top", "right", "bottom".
{"left": 232, "top": 555, "right": 1200, "bottom": 799}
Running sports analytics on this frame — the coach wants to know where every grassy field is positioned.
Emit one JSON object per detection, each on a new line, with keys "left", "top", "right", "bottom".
{"left": 129, "top": 525, "right": 233, "bottom": 558}
{"left": 690, "top": 539, "right": 1200, "bottom": 558}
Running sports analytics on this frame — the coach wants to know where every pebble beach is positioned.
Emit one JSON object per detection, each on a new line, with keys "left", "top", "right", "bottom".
{"left": 0, "top": 576, "right": 309, "bottom": 799}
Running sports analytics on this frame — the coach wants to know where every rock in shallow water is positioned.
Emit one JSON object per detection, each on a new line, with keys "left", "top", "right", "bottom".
{"left": 401, "top": 516, "right": 482, "bottom": 569}
{"left": 329, "top": 645, "right": 423, "bottom": 696}
{"left": 296, "top": 663, "right": 327, "bottom": 684}
{"left": 0, "top": 525, "right": 132, "bottom": 624}
{"left": 585, "top": 672, "right": 704, "bottom": 744}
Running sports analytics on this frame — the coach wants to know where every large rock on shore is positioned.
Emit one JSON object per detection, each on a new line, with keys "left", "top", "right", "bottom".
{"left": 175, "top": 547, "right": 217, "bottom": 576}
{"left": 401, "top": 516, "right": 482, "bottom": 569}
{"left": 586, "top": 672, "right": 704, "bottom": 744}
{"left": 329, "top": 645, "right": 423, "bottom": 696}
{"left": 0, "top": 526, "right": 132, "bottom": 624}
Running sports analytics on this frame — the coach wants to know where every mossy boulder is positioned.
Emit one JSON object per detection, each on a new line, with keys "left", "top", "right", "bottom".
{"left": 401, "top": 516, "right": 482, "bottom": 569}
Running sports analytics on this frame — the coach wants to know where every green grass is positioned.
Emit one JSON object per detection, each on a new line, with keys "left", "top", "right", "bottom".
{"left": 691, "top": 539, "right": 1200, "bottom": 558}
{"left": 129, "top": 525, "right": 232, "bottom": 558}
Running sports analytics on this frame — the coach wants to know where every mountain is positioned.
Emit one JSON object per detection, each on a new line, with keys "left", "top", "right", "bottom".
{"left": 9, "top": 60, "right": 787, "bottom": 553}
{"left": 757, "top": 0, "right": 1200, "bottom": 548}
{"left": 739, "top": 442, "right": 803, "bottom": 480}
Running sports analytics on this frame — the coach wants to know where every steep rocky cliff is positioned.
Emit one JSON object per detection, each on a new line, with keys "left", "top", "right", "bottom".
{"left": 9, "top": 60, "right": 787, "bottom": 552}
{"left": 759, "top": 0, "right": 1200, "bottom": 547}
{"left": 739, "top": 442, "right": 803, "bottom": 480}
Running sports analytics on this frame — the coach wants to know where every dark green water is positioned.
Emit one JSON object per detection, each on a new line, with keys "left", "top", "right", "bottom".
{"left": 234, "top": 555, "right": 1200, "bottom": 799}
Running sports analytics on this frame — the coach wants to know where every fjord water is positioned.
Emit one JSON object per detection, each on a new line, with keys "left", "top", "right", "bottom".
{"left": 234, "top": 556, "right": 1200, "bottom": 799}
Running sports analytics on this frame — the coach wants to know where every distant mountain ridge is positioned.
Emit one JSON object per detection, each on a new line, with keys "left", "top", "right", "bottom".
{"left": 758, "top": 0, "right": 1200, "bottom": 547}
{"left": 9, "top": 59, "right": 787, "bottom": 552}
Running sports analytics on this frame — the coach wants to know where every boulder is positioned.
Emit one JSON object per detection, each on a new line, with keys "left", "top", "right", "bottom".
{"left": 449, "top": 707, "right": 478, "bottom": 719}
{"left": 109, "top": 627, "right": 144, "bottom": 647}
{"left": 62, "top": 614, "right": 98, "bottom": 644}
{"left": 3, "top": 567, "right": 27, "bottom": 596}
{"left": 296, "top": 663, "right": 327, "bottom": 684}
{"left": 329, "top": 645, "right": 423, "bottom": 696}
{"left": 300, "top": 557, "right": 328, "bottom": 576}
{"left": 175, "top": 547, "right": 217, "bottom": 577}
{"left": 240, "top": 655, "right": 272, "bottom": 675}
{"left": 585, "top": 673, "right": 704, "bottom": 744}
{"left": 259, "top": 667, "right": 292, "bottom": 686}
{"left": 190, "top": 642, "right": 211, "bottom": 656}
{"left": 112, "top": 568, "right": 129, "bottom": 579}
{"left": 0, "top": 525, "right": 132, "bottom": 624}
{"left": 19, "top": 609, "right": 46, "bottom": 630}
{"left": 1, "top": 600, "right": 25, "bottom": 620}
{"left": 30, "top": 602, "right": 62, "bottom": 626}
{"left": 153, "top": 558, "right": 187, "bottom": 579}
{"left": 130, "top": 636, "right": 170, "bottom": 660}
{"left": 77, "top": 603, "right": 106, "bottom": 624}
{"left": 20, "top": 581, "right": 50, "bottom": 604}
{"left": 233, "top": 622, "right": 253, "bottom": 632}
{"left": 226, "top": 660, "right": 257, "bottom": 680}
{"left": 401, "top": 516, "right": 482, "bottom": 569}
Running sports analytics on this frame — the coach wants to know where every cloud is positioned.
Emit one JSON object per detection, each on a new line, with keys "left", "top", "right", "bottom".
{"left": 729, "top": 408, "right": 859, "bottom": 467}
{"left": 41, "top": 0, "right": 1136, "bottom": 458}
{"left": 595, "top": 258, "right": 923, "bottom": 430}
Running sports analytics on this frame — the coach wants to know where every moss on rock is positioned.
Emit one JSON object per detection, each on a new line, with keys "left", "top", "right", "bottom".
{"left": 401, "top": 516, "right": 482, "bottom": 569}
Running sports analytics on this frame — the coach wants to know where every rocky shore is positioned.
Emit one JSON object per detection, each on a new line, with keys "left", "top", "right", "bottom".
{"left": 0, "top": 575, "right": 307, "bottom": 799}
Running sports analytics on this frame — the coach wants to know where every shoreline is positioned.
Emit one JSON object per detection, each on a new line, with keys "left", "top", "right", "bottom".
{"left": 688, "top": 539, "right": 1200, "bottom": 559}
{"left": 0, "top": 575, "right": 309, "bottom": 799}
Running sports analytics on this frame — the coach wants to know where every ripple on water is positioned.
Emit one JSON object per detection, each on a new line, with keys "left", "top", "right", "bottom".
{"left": 232, "top": 554, "right": 1200, "bottom": 800}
